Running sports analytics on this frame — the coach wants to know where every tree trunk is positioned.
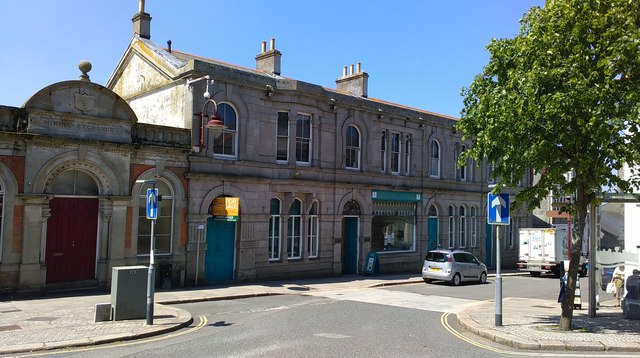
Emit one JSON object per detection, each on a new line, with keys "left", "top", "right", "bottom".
{"left": 558, "top": 181, "right": 589, "bottom": 331}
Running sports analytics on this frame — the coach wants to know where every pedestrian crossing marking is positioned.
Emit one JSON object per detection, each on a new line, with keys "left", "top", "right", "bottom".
{"left": 307, "top": 289, "right": 478, "bottom": 313}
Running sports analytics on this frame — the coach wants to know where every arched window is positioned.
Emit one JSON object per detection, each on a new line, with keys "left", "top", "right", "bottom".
{"left": 471, "top": 206, "right": 478, "bottom": 247}
{"left": 51, "top": 170, "right": 98, "bottom": 195}
{"left": 138, "top": 180, "right": 174, "bottom": 255}
{"left": 308, "top": 201, "right": 319, "bottom": 258}
{"left": 448, "top": 205, "right": 455, "bottom": 248}
{"left": 269, "top": 198, "right": 281, "bottom": 260}
{"left": 430, "top": 140, "right": 440, "bottom": 178}
{"left": 287, "top": 199, "right": 302, "bottom": 259}
{"left": 345, "top": 125, "right": 361, "bottom": 169}
{"left": 343, "top": 200, "right": 361, "bottom": 215}
{"left": 213, "top": 102, "right": 237, "bottom": 158}
{"left": 459, "top": 206, "right": 467, "bottom": 248}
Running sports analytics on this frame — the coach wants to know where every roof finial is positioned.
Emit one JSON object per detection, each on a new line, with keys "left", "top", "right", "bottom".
{"left": 139, "top": 0, "right": 145, "bottom": 13}
{"left": 78, "top": 60, "right": 92, "bottom": 82}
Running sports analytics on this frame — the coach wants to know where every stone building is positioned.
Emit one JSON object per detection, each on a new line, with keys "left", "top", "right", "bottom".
{"left": 105, "top": 3, "right": 531, "bottom": 285}
{"left": 0, "top": 61, "right": 191, "bottom": 294}
{"left": 0, "top": 3, "right": 532, "bottom": 294}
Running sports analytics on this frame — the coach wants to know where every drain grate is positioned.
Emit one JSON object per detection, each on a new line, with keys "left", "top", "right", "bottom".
{"left": 1, "top": 309, "right": 22, "bottom": 313}
{"left": 0, "top": 325, "right": 21, "bottom": 332}
{"left": 26, "top": 316, "right": 58, "bottom": 322}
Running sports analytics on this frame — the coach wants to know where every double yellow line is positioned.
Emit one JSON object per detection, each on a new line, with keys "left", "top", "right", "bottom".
{"left": 441, "top": 312, "right": 503, "bottom": 353}
{"left": 25, "top": 315, "right": 208, "bottom": 356}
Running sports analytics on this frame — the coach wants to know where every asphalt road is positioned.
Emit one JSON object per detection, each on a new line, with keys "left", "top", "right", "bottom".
{"left": 40, "top": 274, "right": 613, "bottom": 358}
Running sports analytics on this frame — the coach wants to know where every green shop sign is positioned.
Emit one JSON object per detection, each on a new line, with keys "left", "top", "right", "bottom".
{"left": 371, "top": 190, "right": 422, "bottom": 202}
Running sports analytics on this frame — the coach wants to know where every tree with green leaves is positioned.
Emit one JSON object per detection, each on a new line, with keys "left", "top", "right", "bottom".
{"left": 457, "top": 0, "right": 640, "bottom": 330}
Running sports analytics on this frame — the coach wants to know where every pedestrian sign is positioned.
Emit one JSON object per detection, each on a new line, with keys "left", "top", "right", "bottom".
{"left": 146, "top": 188, "right": 159, "bottom": 220}
{"left": 488, "top": 193, "right": 510, "bottom": 225}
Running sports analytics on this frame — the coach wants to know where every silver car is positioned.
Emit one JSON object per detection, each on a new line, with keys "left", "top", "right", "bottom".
{"left": 421, "top": 250, "right": 487, "bottom": 286}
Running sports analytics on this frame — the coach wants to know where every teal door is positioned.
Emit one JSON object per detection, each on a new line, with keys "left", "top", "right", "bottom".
{"left": 205, "top": 217, "right": 235, "bottom": 282}
{"left": 342, "top": 217, "right": 358, "bottom": 274}
{"left": 427, "top": 217, "right": 438, "bottom": 251}
{"left": 485, "top": 223, "right": 493, "bottom": 267}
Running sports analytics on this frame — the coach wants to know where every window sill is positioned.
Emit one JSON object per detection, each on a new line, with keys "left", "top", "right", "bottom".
{"left": 213, "top": 154, "right": 238, "bottom": 160}
{"left": 375, "top": 249, "right": 415, "bottom": 254}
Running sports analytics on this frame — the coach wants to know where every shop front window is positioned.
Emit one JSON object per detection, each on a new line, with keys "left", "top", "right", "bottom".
{"left": 371, "top": 201, "right": 415, "bottom": 252}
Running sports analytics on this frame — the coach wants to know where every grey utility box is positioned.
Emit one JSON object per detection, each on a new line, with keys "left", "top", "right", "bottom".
{"left": 111, "top": 265, "right": 148, "bottom": 320}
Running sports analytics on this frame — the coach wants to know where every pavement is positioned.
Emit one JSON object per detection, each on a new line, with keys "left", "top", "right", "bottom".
{"left": 1, "top": 272, "right": 639, "bottom": 355}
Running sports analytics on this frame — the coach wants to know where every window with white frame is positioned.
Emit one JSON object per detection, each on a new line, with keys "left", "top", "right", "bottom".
{"left": 471, "top": 206, "right": 478, "bottom": 248}
{"left": 448, "top": 205, "right": 455, "bottom": 248}
{"left": 345, "top": 125, "right": 360, "bottom": 169}
{"left": 457, "top": 144, "right": 467, "bottom": 181}
{"left": 268, "top": 198, "right": 281, "bottom": 260}
{"left": 487, "top": 162, "right": 495, "bottom": 184}
{"left": 391, "top": 132, "right": 400, "bottom": 174}
{"left": 308, "top": 201, "right": 319, "bottom": 258}
{"left": 287, "top": 199, "right": 302, "bottom": 258}
{"left": 296, "top": 113, "right": 311, "bottom": 165}
{"left": 430, "top": 140, "right": 440, "bottom": 178}
{"left": 276, "top": 112, "right": 289, "bottom": 163}
{"left": 213, "top": 102, "right": 238, "bottom": 158}
{"left": 459, "top": 206, "right": 466, "bottom": 248}
{"left": 380, "top": 131, "right": 387, "bottom": 173}
{"left": 138, "top": 180, "right": 173, "bottom": 255}
{"left": 404, "top": 135, "right": 411, "bottom": 175}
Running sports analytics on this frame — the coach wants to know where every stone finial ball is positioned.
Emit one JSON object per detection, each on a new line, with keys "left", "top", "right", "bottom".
{"left": 78, "top": 60, "right": 92, "bottom": 74}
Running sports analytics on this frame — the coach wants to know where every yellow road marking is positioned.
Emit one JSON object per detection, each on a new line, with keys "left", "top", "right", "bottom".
{"left": 441, "top": 312, "right": 504, "bottom": 353}
{"left": 23, "top": 315, "right": 208, "bottom": 356}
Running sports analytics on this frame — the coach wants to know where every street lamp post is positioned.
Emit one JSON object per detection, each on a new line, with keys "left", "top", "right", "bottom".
{"left": 198, "top": 98, "right": 225, "bottom": 150}
{"left": 193, "top": 77, "right": 227, "bottom": 150}
{"left": 136, "top": 179, "right": 158, "bottom": 326}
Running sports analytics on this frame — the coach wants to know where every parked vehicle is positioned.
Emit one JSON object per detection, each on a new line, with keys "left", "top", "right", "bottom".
{"left": 421, "top": 250, "right": 487, "bottom": 286}
{"left": 517, "top": 227, "right": 588, "bottom": 277}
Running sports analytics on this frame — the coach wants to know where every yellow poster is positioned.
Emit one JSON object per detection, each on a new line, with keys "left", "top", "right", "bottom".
{"left": 212, "top": 197, "right": 239, "bottom": 221}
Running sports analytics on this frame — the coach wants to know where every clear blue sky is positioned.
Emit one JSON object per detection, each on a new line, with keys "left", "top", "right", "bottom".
{"left": 0, "top": 1, "right": 544, "bottom": 119}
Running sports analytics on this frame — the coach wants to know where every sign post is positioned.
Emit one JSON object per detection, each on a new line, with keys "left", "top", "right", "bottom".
{"left": 488, "top": 193, "right": 510, "bottom": 327}
{"left": 139, "top": 180, "right": 159, "bottom": 326}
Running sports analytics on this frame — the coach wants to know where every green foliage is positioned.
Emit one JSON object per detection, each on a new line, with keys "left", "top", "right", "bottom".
{"left": 458, "top": 0, "right": 640, "bottom": 330}
{"left": 458, "top": 0, "right": 640, "bottom": 210}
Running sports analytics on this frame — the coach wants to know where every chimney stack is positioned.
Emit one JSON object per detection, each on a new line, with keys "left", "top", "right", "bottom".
{"left": 132, "top": 0, "right": 151, "bottom": 39}
{"left": 336, "top": 62, "right": 368, "bottom": 98}
{"left": 256, "top": 38, "right": 282, "bottom": 76}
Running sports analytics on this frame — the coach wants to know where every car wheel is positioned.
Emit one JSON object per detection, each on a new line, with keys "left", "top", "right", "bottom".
{"left": 451, "top": 273, "right": 461, "bottom": 286}
{"left": 423, "top": 278, "right": 432, "bottom": 284}
{"left": 530, "top": 271, "right": 541, "bottom": 278}
{"left": 479, "top": 272, "right": 487, "bottom": 284}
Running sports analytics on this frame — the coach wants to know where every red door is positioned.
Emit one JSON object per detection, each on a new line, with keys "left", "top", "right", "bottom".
{"left": 46, "top": 198, "right": 99, "bottom": 283}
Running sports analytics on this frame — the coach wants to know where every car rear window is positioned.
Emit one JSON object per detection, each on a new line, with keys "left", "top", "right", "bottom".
{"left": 426, "top": 252, "right": 447, "bottom": 262}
